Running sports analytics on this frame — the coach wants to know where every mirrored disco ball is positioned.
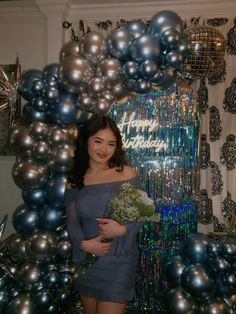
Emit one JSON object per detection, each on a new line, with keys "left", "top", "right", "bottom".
{"left": 181, "top": 26, "right": 226, "bottom": 80}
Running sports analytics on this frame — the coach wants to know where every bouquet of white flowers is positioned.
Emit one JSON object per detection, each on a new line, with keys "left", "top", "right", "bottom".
{"left": 53, "top": 183, "right": 159, "bottom": 307}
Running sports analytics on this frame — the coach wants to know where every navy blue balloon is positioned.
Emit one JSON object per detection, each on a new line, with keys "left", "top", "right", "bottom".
{"left": 21, "top": 103, "right": 49, "bottom": 124}
{"left": 42, "top": 63, "right": 59, "bottom": 82}
{"left": 22, "top": 187, "right": 47, "bottom": 209}
{"left": 182, "top": 232, "right": 210, "bottom": 264}
{"left": 0, "top": 289, "right": 11, "bottom": 312}
{"left": 46, "top": 174, "right": 67, "bottom": 208}
{"left": 199, "top": 297, "right": 230, "bottom": 314}
{"left": 209, "top": 257, "right": 231, "bottom": 273}
{"left": 48, "top": 92, "right": 78, "bottom": 125}
{"left": 131, "top": 34, "right": 161, "bottom": 63}
{"left": 18, "top": 69, "right": 43, "bottom": 102}
{"left": 32, "top": 97, "right": 48, "bottom": 112}
{"left": 32, "top": 288, "right": 54, "bottom": 310}
{"left": 43, "top": 270, "right": 62, "bottom": 290}
{"left": 12, "top": 204, "right": 40, "bottom": 235}
{"left": 207, "top": 239, "right": 221, "bottom": 258}
{"left": 148, "top": 10, "right": 184, "bottom": 42}
{"left": 215, "top": 275, "right": 236, "bottom": 297}
{"left": 40, "top": 204, "right": 64, "bottom": 231}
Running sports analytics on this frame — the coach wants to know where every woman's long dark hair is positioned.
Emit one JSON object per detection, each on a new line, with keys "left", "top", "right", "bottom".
{"left": 68, "top": 115, "right": 126, "bottom": 189}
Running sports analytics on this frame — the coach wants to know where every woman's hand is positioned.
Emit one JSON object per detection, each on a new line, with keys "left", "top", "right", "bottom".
{"left": 97, "top": 218, "right": 126, "bottom": 239}
{"left": 81, "top": 235, "right": 112, "bottom": 256}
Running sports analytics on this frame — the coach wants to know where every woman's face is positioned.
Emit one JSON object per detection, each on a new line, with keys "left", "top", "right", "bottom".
{"left": 87, "top": 128, "right": 117, "bottom": 165}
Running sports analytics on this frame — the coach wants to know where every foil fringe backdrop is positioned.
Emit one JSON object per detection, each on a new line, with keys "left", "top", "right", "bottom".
{"left": 111, "top": 79, "right": 199, "bottom": 313}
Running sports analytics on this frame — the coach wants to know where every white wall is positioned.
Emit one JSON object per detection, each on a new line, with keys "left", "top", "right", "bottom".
{"left": 0, "top": 0, "right": 235, "bottom": 239}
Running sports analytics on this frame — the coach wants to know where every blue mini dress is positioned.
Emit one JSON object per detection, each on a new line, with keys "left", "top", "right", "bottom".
{"left": 64, "top": 176, "right": 144, "bottom": 303}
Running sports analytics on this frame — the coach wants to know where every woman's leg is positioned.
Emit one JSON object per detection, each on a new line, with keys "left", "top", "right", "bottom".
{"left": 96, "top": 301, "right": 126, "bottom": 314}
{"left": 80, "top": 295, "right": 97, "bottom": 314}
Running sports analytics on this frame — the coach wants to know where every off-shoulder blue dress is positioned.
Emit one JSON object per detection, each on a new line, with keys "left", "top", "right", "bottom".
{"left": 64, "top": 176, "right": 144, "bottom": 303}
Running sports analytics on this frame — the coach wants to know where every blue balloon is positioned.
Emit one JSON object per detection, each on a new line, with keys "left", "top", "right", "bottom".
{"left": 22, "top": 187, "right": 47, "bottom": 209}
{"left": 148, "top": 10, "right": 184, "bottom": 42}
{"left": 32, "top": 97, "right": 48, "bottom": 112}
{"left": 18, "top": 69, "right": 43, "bottom": 102}
{"left": 181, "top": 263, "right": 216, "bottom": 300}
{"left": 182, "top": 233, "right": 210, "bottom": 264}
{"left": 107, "top": 28, "right": 134, "bottom": 62}
{"left": 42, "top": 63, "right": 59, "bottom": 83}
{"left": 12, "top": 204, "right": 40, "bottom": 235}
{"left": 21, "top": 103, "right": 49, "bottom": 124}
{"left": 48, "top": 92, "right": 78, "bottom": 125}
{"left": 131, "top": 34, "right": 161, "bottom": 63}
{"left": 126, "top": 20, "right": 147, "bottom": 39}
{"left": 39, "top": 204, "right": 64, "bottom": 231}
{"left": 46, "top": 174, "right": 67, "bottom": 208}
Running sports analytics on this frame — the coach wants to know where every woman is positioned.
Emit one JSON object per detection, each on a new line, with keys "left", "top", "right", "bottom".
{"left": 65, "top": 115, "right": 144, "bottom": 314}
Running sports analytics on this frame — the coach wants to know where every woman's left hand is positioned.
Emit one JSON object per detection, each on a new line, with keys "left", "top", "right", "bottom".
{"left": 97, "top": 218, "right": 126, "bottom": 238}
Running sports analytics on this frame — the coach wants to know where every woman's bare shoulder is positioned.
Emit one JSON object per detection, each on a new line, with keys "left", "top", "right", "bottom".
{"left": 121, "top": 165, "right": 137, "bottom": 180}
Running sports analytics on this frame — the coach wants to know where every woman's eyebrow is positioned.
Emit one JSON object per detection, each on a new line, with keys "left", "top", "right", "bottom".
{"left": 93, "top": 136, "right": 116, "bottom": 143}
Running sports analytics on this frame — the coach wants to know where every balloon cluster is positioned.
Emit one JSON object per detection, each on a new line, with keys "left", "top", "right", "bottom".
{"left": 164, "top": 233, "right": 236, "bottom": 314}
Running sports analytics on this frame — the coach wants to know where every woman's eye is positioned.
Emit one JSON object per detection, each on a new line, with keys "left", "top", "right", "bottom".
{"left": 94, "top": 140, "right": 101, "bottom": 144}
{"left": 109, "top": 143, "right": 116, "bottom": 147}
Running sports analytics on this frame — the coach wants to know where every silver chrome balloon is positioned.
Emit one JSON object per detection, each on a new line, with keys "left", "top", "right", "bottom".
{"left": 126, "top": 20, "right": 147, "bottom": 39}
{"left": 80, "top": 31, "right": 108, "bottom": 65}
{"left": 59, "top": 40, "right": 80, "bottom": 61}
{"left": 96, "top": 58, "right": 123, "bottom": 84}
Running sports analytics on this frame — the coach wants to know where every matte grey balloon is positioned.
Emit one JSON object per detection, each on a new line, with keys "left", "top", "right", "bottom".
{"left": 59, "top": 40, "right": 80, "bottom": 61}
{"left": 58, "top": 56, "right": 94, "bottom": 94}
{"left": 107, "top": 28, "right": 134, "bottom": 62}
{"left": 80, "top": 31, "right": 108, "bottom": 65}
{"left": 126, "top": 20, "right": 147, "bottom": 39}
{"left": 131, "top": 34, "right": 161, "bottom": 63}
{"left": 148, "top": 10, "right": 184, "bottom": 42}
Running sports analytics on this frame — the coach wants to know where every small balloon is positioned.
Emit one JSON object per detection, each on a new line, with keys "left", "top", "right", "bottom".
{"left": 17, "top": 262, "right": 41, "bottom": 290}
{"left": 29, "top": 121, "right": 48, "bottom": 140}
{"left": 126, "top": 20, "right": 147, "bottom": 39}
{"left": 140, "top": 59, "right": 158, "bottom": 78}
{"left": 59, "top": 40, "right": 80, "bottom": 61}
{"left": 96, "top": 58, "right": 123, "bottom": 84}
{"left": 93, "top": 97, "right": 112, "bottom": 115}
{"left": 199, "top": 297, "right": 231, "bottom": 314}
{"left": 46, "top": 174, "right": 67, "bottom": 208}
{"left": 123, "top": 61, "right": 140, "bottom": 79}
{"left": 160, "top": 28, "right": 181, "bottom": 50}
{"left": 18, "top": 69, "right": 43, "bottom": 102}
{"left": 21, "top": 103, "right": 49, "bottom": 124}
{"left": 22, "top": 187, "right": 47, "bottom": 209}
{"left": 39, "top": 204, "right": 64, "bottom": 232}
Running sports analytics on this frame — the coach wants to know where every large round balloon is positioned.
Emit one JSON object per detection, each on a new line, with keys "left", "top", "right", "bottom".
{"left": 58, "top": 56, "right": 94, "bottom": 94}
{"left": 18, "top": 69, "right": 43, "bottom": 102}
{"left": 10, "top": 124, "right": 34, "bottom": 157}
{"left": 59, "top": 40, "right": 80, "bottom": 61}
{"left": 131, "top": 34, "right": 161, "bottom": 63}
{"left": 182, "top": 232, "right": 209, "bottom": 264}
{"left": 39, "top": 204, "right": 64, "bottom": 231}
{"left": 12, "top": 159, "right": 49, "bottom": 191}
{"left": 163, "top": 255, "right": 189, "bottom": 287}
{"left": 148, "top": 10, "right": 184, "bottom": 42}
{"left": 17, "top": 262, "right": 41, "bottom": 290}
{"left": 107, "top": 28, "right": 134, "bottom": 62}
{"left": 48, "top": 92, "right": 78, "bottom": 126}
{"left": 80, "top": 31, "right": 108, "bottom": 65}
{"left": 164, "top": 287, "right": 198, "bottom": 314}
{"left": 22, "top": 187, "right": 47, "bottom": 209}
{"left": 181, "top": 263, "right": 216, "bottom": 300}
{"left": 12, "top": 204, "right": 40, "bottom": 235}
{"left": 25, "top": 230, "right": 58, "bottom": 263}
{"left": 46, "top": 174, "right": 67, "bottom": 207}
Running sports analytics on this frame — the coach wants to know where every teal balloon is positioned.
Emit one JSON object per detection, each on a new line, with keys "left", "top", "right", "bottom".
{"left": 181, "top": 263, "right": 216, "bottom": 300}
{"left": 148, "top": 10, "right": 183, "bottom": 42}
{"left": 12, "top": 204, "right": 40, "bottom": 235}
{"left": 126, "top": 20, "right": 147, "bottom": 39}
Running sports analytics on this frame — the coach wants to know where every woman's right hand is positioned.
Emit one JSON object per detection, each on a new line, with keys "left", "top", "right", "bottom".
{"left": 80, "top": 235, "right": 112, "bottom": 256}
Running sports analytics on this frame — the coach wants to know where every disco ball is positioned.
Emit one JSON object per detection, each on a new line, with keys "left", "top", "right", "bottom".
{"left": 181, "top": 26, "right": 226, "bottom": 80}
